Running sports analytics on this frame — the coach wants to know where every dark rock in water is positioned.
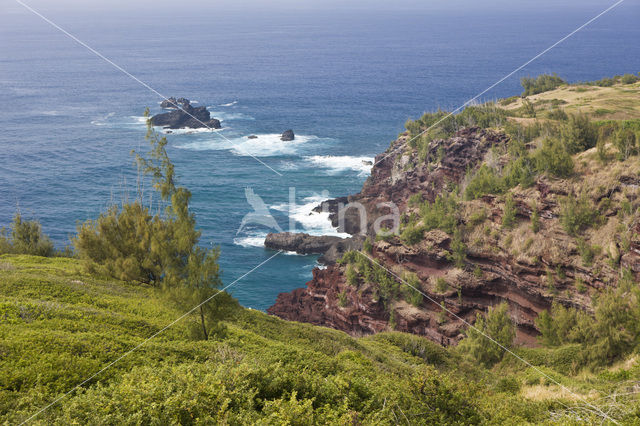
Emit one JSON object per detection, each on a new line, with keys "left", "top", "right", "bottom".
{"left": 265, "top": 232, "right": 363, "bottom": 265}
{"left": 280, "top": 129, "right": 295, "bottom": 141}
{"left": 165, "top": 130, "right": 173, "bottom": 134}
{"left": 362, "top": 160, "right": 373, "bottom": 166}
{"left": 247, "top": 135, "right": 258, "bottom": 139}
{"left": 160, "top": 97, "right": 177, "bottom": 109}
{"left": 161, "top": 97, "right": 191, "bottom": 109}
{"left": 265, "top": 232, "right": 342, "bottom": 255}
{"left": 151, "top": 101, "right": 221, "bottom": 130}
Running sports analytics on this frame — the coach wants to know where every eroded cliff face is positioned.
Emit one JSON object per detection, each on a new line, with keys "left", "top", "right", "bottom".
{"left": 268, "top": 127, "right": 639, "bottom": 347}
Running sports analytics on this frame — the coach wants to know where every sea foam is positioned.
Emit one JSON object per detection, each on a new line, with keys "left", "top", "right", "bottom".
{"left": 304, "top": 155, "right": 374, "bottom": 176}
{"left": 177, "top": 133, "right": 318, "bottom": 157}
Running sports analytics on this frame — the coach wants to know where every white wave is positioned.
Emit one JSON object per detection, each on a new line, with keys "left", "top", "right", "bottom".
{"left": 304, "top": 155, "right": 374, "bottom": 176}
{"left": 130, "top": 115, "right": 150, "bottom": 124}
{"left": 177, "top": 133, "right": 318, "bottom": 157}
{"left": 91, "top": 112, "right": 116, "bottom": 126}
{"left": 219, "top": 100, "right": 238, "bottom": 107}
{"left": 160, "top": 126, "right": 227, "bottom": 135}
{"left": 209, "top": 111, "right": 254, "bottom": 121}
{"left": 233, "top": 234, "right": 267, "bottom": 248}
{"left": 272, "top": 194, "right": 350, "bottom": 238}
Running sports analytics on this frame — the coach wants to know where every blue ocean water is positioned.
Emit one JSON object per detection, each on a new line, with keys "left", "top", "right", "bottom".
{"left": 1, "top": 2, "right": 639, "bottom": 310}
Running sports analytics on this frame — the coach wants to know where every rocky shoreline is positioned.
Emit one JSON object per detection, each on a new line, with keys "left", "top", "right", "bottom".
{"left": 266, "top": 125, "right": 637, "bottom": 347}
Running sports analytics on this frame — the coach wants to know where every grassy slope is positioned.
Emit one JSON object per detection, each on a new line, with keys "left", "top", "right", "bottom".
{"left": 0, "top": 255, "right": 495, "bottom": 424}
{"left": 3, "top": 254, "right": 640, "bottom": 424}
{"left": 502, "top": 81, "right": 640, "bottom": 121}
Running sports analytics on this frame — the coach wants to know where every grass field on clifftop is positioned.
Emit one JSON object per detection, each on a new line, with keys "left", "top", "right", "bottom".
{"left": 4, "top": 254, "right": 640, "bottom": 424}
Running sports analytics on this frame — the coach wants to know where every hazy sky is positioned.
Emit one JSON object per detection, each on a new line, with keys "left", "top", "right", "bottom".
{"left": 2, "top": 0, "right": 620, "bottom": 14}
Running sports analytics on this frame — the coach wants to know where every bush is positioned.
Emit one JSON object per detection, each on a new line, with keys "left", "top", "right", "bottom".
{"left": 448, "top": 228, "right": 467, "bottom": 268}
{"left": 621, "top": 73, "right": 640, "bottom": 84}
{"left": 404, "top": 284, "right": 423, "bottom": 307}
{"left": 464, "top": 165, "right": 504, "bottom": 200}
{"left": 536, "top": 271, "right": 640, "bottom": 366}
{"left": 400, "top": 223, "right": 424, "bottom": 245}
{"left": 420, "top": 193, "right": 459, "bottom": 234}
{"left": 576, "top": 238, "right": 600, "bottom": 266}
{"left": 561, "top": 113, "right": 597, "bottom": 154}
{"left": 502, "top": 194, "right": 517, "bottom": 229}
{"left": 530, "top": 205, "right": 540, "bottom": 233}
{"left": 534, "top": 138, "right": 574, "bottom": 178}
{"left": 0, "top": 213, "right": 55, "bottom": 257}
{"left": 559, "top": 194, "right": 598, "bottom": 236}
{"left": 613, "top": 128, "right": 637, "bottom": 160}
{"left": 521, "top": 74, "right": 566, "bottom": 96}
{"left": 459, "top": 302, "right": 515, "bottom": 367}
{"left": 345, "top": 264, "right": 359, "bottom": 287}
{"left": 435, "top": 277, "right": 449, "bottom": 293}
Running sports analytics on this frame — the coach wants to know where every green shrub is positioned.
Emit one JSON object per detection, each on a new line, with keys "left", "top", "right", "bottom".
{"left": 530, "top": 206, "right": 540, "bottom": 233}
{"left": 435, "top": 277, "right": 449, "bottom": 293}
{"left": 459, "top": 302, "right": 515, "bottom": 367}
{"left": 0, "top": 213, "right": 55, "bottom": 257}
{"left": 533, "top": 138, "right": 574, "bottom": 178}
{"left": 621, "top": 73, "right": 640, "bottom": 84}
{"left": 613, "top": 128, "right": 637, "bottom": 160}
{"left": 559, "top": 194, "right": 598, "bottom": 236}
{"left": 521, "top": 74, "right": 566, "bottom": 96}
{"left": 465, "top": 165, "right": 504, "bottom": 200}
{"left": 502, "top": 194, "right": 517, "bottom": 229}
{"left": 420, "top": 193, "right": 459, "bottom": 234}
{"left": 338, "top": 290, "right": 348, "bottom": 307}
{"left": 345, "top": 264, "right": 359, "bottom": 287}
{"left": 576, "top": 238, "right": 600, "bottom": 266}
{"left": 400, "top": 223, "right": 424, "bottom": 245}
{"left": 448, "top": 228, "right": 467, "bottom": 268}
{"left": 560, "top": 113, "right": 597, "bottom": 154}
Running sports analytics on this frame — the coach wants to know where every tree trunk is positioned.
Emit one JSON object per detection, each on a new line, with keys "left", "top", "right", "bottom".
{"left": 199, "top": 305, "right": 208, "bottom": 340}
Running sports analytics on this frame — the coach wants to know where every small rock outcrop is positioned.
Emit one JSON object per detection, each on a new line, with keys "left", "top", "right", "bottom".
{"left": 280, "top": 130, "right": 295, "bottom": 141}
{"left": 152, "top": 98, "right": 221, "bottom": 130}
{"left": 265, "top": 232, "right": 343, "bottom": 255}
{"left": 160, "top": 97, "right": 190, "bottom": 109}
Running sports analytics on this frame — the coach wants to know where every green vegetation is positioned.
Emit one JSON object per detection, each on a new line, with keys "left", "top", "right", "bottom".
{"left": 536, "top": 270, "right": 640, "bottom": 366}
{"left": 559, "top": 194, "right": 599, "bottom": 236}
{"left": 0, "top": 213, "right": 55, "bottom": 257}
{"left": 74, "top": 117, "right": 225, "bottom": 340}
{"left": 501, "top": 194, "right": 517, "bottom": 229}
{"left": 458, "top": 303, "right": 515, "bottom": 367}
{"left": 0, "top": 255, "right": 491, "bottom": 424}
{"left": 521, "top": 73, "right": 566, "bottom": 96}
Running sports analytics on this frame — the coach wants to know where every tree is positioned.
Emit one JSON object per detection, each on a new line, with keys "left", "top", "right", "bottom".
{"left": 74, "top": 112, "right": 230, "bottom": 339}
{"left": 502, "top": 194, "right": 517, "bottom": 229}
{"left": 534, "top": 138, "right": 574, "bottom": 178}
{"left": 613, "top": 128, "right": 637, "bottom": 160}
{"left": 459, "top": 302, "right": 515, "bottom": 367}
{"left": 166, "top": 246, "right": 233, "bottom": 340}
{"left": 0, "top": 213, "right": 54, "bottom": 257}
{"left": 561, "top": 114, "right": 597, "bottom": 154}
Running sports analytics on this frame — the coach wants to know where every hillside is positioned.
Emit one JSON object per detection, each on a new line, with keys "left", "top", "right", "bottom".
{"left": 4, "top": 254, "right": 640, "bottom": 424}
{"left": 270, "top": 76, "right": 640, "bottom": 348}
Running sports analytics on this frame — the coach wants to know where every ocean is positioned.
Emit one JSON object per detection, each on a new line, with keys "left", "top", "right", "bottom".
{"left": 1, "top": 1, "right": 639, "bottom": 310}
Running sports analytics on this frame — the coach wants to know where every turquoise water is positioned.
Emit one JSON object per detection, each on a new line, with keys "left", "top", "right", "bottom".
{"left": 1, "top": 2, "right": 639, "bottom": 310}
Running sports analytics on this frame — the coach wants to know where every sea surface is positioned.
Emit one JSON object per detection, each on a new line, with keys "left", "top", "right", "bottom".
{"left": 1, "top": 1, "right": 639, "bottom": 310}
